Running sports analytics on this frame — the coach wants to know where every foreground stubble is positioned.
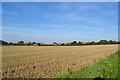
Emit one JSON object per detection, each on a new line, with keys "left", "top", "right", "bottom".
{"left": 2, "top": 45, "right": 118, "bottom": 78}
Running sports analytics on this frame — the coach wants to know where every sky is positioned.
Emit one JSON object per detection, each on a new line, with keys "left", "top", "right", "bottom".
{"left": 2, "top": 2, "right": 118, "bottom": 43}
{"left": 1, "top": 0, "right": 119, "bottom": 2}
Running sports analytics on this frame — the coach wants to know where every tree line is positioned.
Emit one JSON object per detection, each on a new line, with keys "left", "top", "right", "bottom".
{"left": 0, "top": 40, "right": 120, "bottom": 46}
{"left": 60, "top": 40, "right": 119, "bottom": 46}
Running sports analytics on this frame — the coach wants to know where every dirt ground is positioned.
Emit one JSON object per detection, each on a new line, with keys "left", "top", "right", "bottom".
{"left": 2, "top": 45, "right": 118, "bottom": 78}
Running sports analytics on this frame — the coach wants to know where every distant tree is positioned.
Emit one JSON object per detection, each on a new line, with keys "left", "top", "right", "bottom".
{"left": 53, "top": 42, "right": 58, "bottom": 46}
{"left": 29, "top": 42, "right": 36, "bottom": 45}
{"left": 1, "top": 40, "right": 119, "bottom": 46}
{"left": 98, "top": 40, "right": 108, "bottom": 44}
{"left": 17, "top": 41, "right": 24, "bottom": 44}
{"left": 33, "top": 42, "right": 36, "bottom": 45}
{"left": 37, "top": 43, "right": 41, "bottom": 46}
{"left": 25, "top": 42, "right": 31, "bottom": 46}
{"left": 9, "top": 42, "right": 13, "bottom": 45}
{"left": 17, "top": 41, "right": 24, "bottom": 45}
{"left": 113, "top": 40, "right": 117, "bottom": 44}
{"left": 53, "top": 42, "right": 57, "bottom": 44}
{"left": 89, "top": 41, "right": 96, "bottom": 45}
{"left": 2, "top": 41, "right": 8, "bottom": 45}
{"left": 108, "top": 40, "right": 117, "bottom": 44}
{"left": 13, "top": 43, "right": 17, "bottom": 46}
{"left": 86, "top": 42, "right": 90, "bottom": 45}
{"left": 78, "top": 41, "right": 83, "bottom": 45}
{"left": 73, "top": 41, "right": 77, "bottom": 44}
{"left": 107, "top": 40, "right": 113, "bottom": 44}
{"left": 0, "top": 40, "right": 2, "bottom": 45}
{"left": 70, "top": 41, "right": 77, "bottom": 45}
{"left": 118, "top": 41, "right": 120, "bottom": 44}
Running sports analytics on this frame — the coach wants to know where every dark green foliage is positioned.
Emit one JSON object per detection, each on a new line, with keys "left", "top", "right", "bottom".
{"left": 1, "top": 40, "right": 8, "bottom": 45}
{"left": 78, "top": 41, "right": 83, "bottom": 45}
{"left": 70, "top": 41, "right": 78, "bottom": 46}
{"left": 17, "top": 41, "right": 25, "bottom": 45}
{"left": 1, "top": 40, "right": 120, "bottom": 46}
{"left": 17, "top": 41, "right": 24, "bottom": 44}
{"left": 98, "top": 40, "right": 108, "bottom": 44}
{"left": 88, "top": 41, "right": 96, "bottom": 45}
{"left": 9, "top": 42, "right": 13, "bottom": 45}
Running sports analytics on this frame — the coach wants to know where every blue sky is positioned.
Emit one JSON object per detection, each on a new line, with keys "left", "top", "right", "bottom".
{"left": 2, "top": 2, "right": 118, "bottom": 43}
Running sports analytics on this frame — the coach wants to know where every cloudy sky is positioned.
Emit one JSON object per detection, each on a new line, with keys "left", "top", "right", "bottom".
{"left": 2, "top": 2, "right": 118, "bottom": 43}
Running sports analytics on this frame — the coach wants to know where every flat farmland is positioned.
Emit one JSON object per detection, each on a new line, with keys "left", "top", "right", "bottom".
{"left": 2, "top": 45, "right": 118, "bottom": 78}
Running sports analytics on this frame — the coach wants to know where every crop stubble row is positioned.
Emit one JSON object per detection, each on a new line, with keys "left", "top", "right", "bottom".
{"left": 2, "top": 45, "right": 118, "bottom": 78}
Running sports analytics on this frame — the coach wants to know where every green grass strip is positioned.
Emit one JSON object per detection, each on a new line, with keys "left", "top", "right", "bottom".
{"left": 58, "top": 51, "right": 119, "bottom": 79}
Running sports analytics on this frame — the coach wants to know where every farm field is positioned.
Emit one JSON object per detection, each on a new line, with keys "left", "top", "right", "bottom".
{"left": 2, "top": 45, "right": 118, "bottom": 78}
{"left": 60, "top": 51, "right": 119, "bottom": 78}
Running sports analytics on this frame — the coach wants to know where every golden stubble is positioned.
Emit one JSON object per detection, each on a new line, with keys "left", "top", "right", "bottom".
{"left": 2, "top": 45, "right": 118, "bottom": 78}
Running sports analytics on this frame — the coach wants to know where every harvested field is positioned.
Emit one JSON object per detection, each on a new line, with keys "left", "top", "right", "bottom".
{"left": 2, "top": 45, "right": 118, "bottom": 78}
